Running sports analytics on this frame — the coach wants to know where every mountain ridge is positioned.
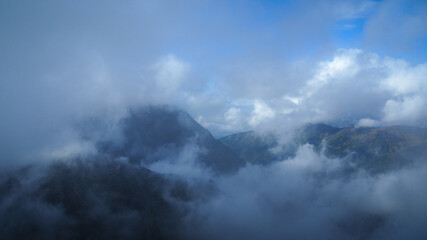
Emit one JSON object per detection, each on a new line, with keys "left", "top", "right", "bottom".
{"left": 98, "top": 106, "right": 246, "bottom": 174}
{"left": 219, "top": 123, "right": 427, "bottom": 172}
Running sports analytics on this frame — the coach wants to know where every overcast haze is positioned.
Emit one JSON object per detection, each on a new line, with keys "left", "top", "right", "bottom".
{"left": 2, "top": 1, "right": 427, "bottom": 166}
{"left": 1, "top": 1, "right": 427, "bottom": 239}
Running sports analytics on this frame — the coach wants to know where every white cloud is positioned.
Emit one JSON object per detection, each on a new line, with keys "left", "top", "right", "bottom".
{"left": 195, "top": 115, "right": 211, "bottom": 128}
{"left": 187, "top": 143, "right": 427, "bottom": 239}
{"left": 153, "top": 54, "right": 190, "bottom": 95}
{"left": 249, "top": 100, "right": 276, "bottom": 127}
{"left": 223, "top": 107, "right": 242, "bottom": 129}
{"left": 207, "top": 48, "right": 427, "bottom": 132}
{"left": 382, "top": 96, "right": 425, "bottom": 123}
{"left": 381, "top": 60, "right": 427, "bottom": 95}
{"left": 355, "top": 118, "right": 380, "bottom": 128}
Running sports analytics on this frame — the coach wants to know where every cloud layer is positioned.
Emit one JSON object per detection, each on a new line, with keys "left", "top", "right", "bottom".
{"left": 1, "top": 1, "right": 426, "bottom": 239}
{"left": 1, "top": 0, "right": 426, "bottom": 167}
{"left": 2, "top": 140, "right": 426, "bottom": 239}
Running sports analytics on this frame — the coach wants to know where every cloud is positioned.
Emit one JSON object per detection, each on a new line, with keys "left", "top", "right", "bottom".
{"left": 2, "top": 0, "right": 426, "bottom": 166}
{"left": 183, "top": 144, "right": 427, "bottom": 240}
{"left": 152, "top": 54, "right": 191, "bottom": 96}
{"left": 305, "top": 49, "right": 363, "bottom": 95}
{"left": 364, "top": 0, "right": 427, "bottom": 58}
{"left": 249, "top": 100, "right": 276, "bottom": 127}
{"left": 1, "top": 1, "right": 426, "bottom": 238}
{"left": 212, "top": 49, "right": 427, "bottom": 134}
{"left": 1, "top": 102, "right": 427, "bottom": 239}
{"left": 3, "top": 140, "right": 427, "bottom": 239}
{"left": 381, "top": 60, "right": 427, "bottom": 95}
{"left": 146, "top": 139, "right": 210, "bottom": 179}
{"left": 382, "top": 96, "right": 425, "bottom": 123}
{"left": 355, "top": 118, "right": 380, "bottom": 128}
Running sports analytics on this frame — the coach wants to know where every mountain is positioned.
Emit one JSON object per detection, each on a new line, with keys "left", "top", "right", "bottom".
{"left": 295, "top": 123, "right": 341, "bottom": 150}
{"left": 98, "top": 106, "right": 245, "bottom": 174}
{"left": 219, "top": 123, "right": 342, "bottom": 165}
{"left": 218, "top": 130, "right": 279, "bottom": 165}
{"left": 0, "top": 158, "right": 214, "bottom": 240}
{"left": 2, "top": 107, "right": 427, "bottom": 239}
{"left": 323, "top": 125, "right": 427, "bottom": 172}
{"left": 0, "top": 106, "right": 236, "bottom": 239}
{"left": 219, "top": 124, "right": 427, "bottom": 173}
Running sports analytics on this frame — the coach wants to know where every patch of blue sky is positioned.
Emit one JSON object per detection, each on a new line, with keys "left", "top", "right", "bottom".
{"left": 333, "top": 18, "right": 365, "bottom": 49}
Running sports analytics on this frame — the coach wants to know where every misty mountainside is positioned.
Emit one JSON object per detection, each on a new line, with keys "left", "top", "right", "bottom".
{"left": 98, "top": 106, "right": 245, "bottom": 174}
{"left": 1, "top": 106, "right": 427, "bottom": 240}
{"left": 220, "top": 123, "right": 427, "bottom": 173}
{"left": 218, "top": 123, "right": 341, "bottom": 165}
{"left": 0, "top": 106, "right": 232, "bottom": 240}
{"left": 0, "top": 158, "right": 214, "bottom": 240}
{"left": 217, "top": 130, "right": 281, "bottom": 165}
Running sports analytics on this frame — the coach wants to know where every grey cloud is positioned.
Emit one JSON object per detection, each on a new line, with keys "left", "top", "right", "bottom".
{"left": 0, "top": 1, "right": 205, "bottom": 167}
{"left": 1, "top": 104, "right": 427, "bottom": 239}
{"left": 3, "top": 0, "right": 425, "bottom": 166}
{"left": 183, "top": 145, "right": 427, "bottom": 240}
{"left": 363, "top": 0, "right": 427, "bottom": 59}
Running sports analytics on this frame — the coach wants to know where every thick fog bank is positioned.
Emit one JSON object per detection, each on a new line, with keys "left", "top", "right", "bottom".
{"left": 185, "top": 145, "right": 427, "bottom": 240}
{"left": 1, "top": 141, "right": 426, "bottom": 239}
{"left": 1, "top": 106, "right": 427, "bottom": 239}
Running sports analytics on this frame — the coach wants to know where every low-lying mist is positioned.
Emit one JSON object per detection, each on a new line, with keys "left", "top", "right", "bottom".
{"left": 184, "top": 145, "right": 427, "bottom": 240}
{"left": 1, "top": 107, "right": 426, "bottom": 240}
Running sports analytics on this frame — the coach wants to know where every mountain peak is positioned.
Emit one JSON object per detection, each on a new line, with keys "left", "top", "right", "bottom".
{"left": 99, "top": 106, "right": 245, "bottom": 174}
